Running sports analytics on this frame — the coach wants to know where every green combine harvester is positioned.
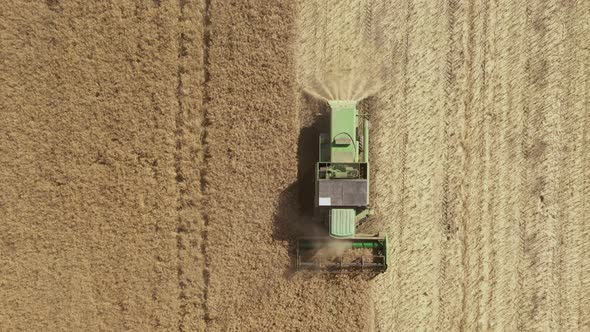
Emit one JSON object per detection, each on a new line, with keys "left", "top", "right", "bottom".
{"left": 296, "top": 100, "right": 388, "bottom": 272}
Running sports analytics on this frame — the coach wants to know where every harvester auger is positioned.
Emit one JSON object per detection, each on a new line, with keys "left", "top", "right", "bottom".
{"left": 296, "top": 100, "right": 388, "bottom": 273}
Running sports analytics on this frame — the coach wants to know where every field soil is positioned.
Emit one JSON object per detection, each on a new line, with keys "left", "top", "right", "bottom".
{"left": 1, "top": 0, "right": 589, "bottom": 331}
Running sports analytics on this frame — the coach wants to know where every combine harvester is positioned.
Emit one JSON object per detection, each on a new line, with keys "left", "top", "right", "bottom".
{"left": 296, "top": 100, "right": 388, "bottom": 273}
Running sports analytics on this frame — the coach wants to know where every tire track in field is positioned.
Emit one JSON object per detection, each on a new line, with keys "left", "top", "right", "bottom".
{"left": 486, "top": 10, "right": 504, "bottom": 326}
{"left": 199, "top": 0, "right": 212, "bottom": 327}
{"left": 516, "top": 2, "right": 543, "bottom": 328}
{"left": 578, "top": 2, "right": 590, "bottom": 328}
{"left": 459, "top": 3, "right": 484, "bottom": 329}
{"left": 556, "top": 3, "right": 586, "bottom": 328}
{"left": 436, "top": 0, "right": 464, "bottom": 329}
{"left": 480, "top": 1, "right": 497, "bottom": 326}
{"left": 457, "top": 1, "right": 493, "bottom": 329}
{"left": 516, "top": 2, "right": 564, "bottom": 330}
{"left": 174, "top": 0, "right": 208, "bottom": 330}
{"left": 538, "top": 3, "right": 565, "bottom": 330}
{"left": 490, "top": 2, "right": 527, "bottom": 329}
{"left": 470, "top": 1, "right": 494, "bottom": 328}
{"left": 516, "top": 58, "right": 534, "bottom": 331}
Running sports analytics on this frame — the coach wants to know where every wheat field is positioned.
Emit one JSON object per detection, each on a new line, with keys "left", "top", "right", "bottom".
{"left": 1, "top": 0, "right": 588, "bottom": 331}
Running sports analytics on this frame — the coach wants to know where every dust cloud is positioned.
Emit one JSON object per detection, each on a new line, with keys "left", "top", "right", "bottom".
{"left": 303, "top": 64, "right": 383, "bottom": 102}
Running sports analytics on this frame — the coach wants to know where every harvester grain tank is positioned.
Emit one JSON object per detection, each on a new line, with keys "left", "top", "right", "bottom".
{"left": 296, "top": 100, "right": 388, "bottom": 272}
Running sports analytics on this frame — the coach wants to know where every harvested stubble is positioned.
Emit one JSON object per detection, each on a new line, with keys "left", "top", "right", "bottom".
{"left": 298, "top": 0, "right": 590, "bottom": 330}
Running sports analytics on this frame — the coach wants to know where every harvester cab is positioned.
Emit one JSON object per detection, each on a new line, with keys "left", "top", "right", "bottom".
{"left": 296, "top": 100, "right": 388, "bottom": 273}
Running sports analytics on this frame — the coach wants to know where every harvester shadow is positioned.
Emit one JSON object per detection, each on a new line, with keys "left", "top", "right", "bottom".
{"left": 273, "top": 94, "right": 330, "bottom": 278}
